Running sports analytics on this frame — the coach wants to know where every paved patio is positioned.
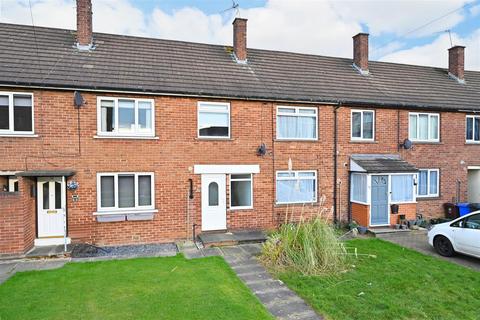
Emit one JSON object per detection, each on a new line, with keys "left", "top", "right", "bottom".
{"left": 376, "top": 230, "right": 480, "bottom": 271}
{"left": 181, "top": 242, "right": 323, "bottom": 320}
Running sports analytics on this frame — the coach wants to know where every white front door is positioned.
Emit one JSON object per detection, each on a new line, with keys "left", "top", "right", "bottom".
{"left": 37, "top": 177, "right": 66, "bottom": 239}
{"left": 201, "top": 174, "right": 226, "bottom": 231}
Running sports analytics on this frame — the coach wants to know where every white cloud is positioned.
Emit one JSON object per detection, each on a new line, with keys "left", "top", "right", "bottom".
{"left": 380, "top": 29, "right": 480, "bottom": 71}
{"left": 0, "top": 0, "right": 478, "bottom": 70}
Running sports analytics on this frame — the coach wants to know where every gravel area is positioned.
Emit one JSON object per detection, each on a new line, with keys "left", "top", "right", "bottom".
{"left": 71, "top": 243, "right": 178, "bottom": 259}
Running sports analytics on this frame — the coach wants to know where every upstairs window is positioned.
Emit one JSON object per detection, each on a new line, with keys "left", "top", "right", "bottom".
{"left": 409, "top": 113, "right": 439, "bottom": 142}
{"left": 198, "top": 102, "right": 230, "bottom": 138}
{"left": 351, "top": 110, "right": 374, "bottom": 141}
{"left": 417, "top": 169, "right": 439, "bottom": 197}
{"left": 277, "top": 106, "right": 317, "bottom": 140}
{"left": 97, "top": 173, "right": 154, "bottom": 211}
{"left": 0, "top": 92, "right": 34, "bottom": 134}
{"left": 466, "top": 115, "right": 480, "bottom": 143}
{"left": 97, "top": 97, "right": 154, "bottom": 137}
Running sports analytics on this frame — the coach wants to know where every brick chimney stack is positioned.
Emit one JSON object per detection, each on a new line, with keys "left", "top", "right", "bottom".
{"left": 76, "top": 0, "right": 93, "bottom": 50}
{"left": 448, "top": 46, "right": 465, "bottom": 83}
{"left": 353, "top": 33, "right": 369, "bottom": 75}
{"left": 233, "top": 18, "right": 247, "bottom": 63}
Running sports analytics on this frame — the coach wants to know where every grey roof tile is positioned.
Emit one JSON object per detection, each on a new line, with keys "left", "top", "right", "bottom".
{"left": 1, "top": 23, "right": 479, "bottom": 110}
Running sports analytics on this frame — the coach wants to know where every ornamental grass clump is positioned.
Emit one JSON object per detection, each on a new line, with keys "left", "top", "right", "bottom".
{"left": 260, "top": 198, "right": 347, "bottom": 276}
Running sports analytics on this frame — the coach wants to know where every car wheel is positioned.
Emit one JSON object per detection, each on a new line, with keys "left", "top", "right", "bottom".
{"left": 434, "top": 235, "right": 455, "bottom": 257}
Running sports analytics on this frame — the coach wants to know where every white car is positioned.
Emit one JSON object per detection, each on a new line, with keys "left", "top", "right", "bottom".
{"left": 428, "top": 210, "right": 480, "bottom": 258}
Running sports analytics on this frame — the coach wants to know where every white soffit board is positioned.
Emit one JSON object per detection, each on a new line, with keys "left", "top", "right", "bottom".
{"left": 0, "top": 171, "right": 19, "bottom": 176}
{"left": 350, "top": 159, "right": 366, "bottom": 172}
{"left": 194, "top": 165, "right": 260, "bottom": 174}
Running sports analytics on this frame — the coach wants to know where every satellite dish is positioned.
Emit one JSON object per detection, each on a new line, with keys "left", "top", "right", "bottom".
{"left": 74, "top": 91, "right": 84, "bottom": 108}
{"left": 256, "top": 143, "right": 267, "bottom": 156}
{"left": 402, "top": 139, "right": 413, "bottom": 150}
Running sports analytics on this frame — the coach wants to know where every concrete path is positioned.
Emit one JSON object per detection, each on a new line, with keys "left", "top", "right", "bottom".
{"left": 0, "top": 259, "right": 69, "bottom": 284}
{"left": 377, "top": 230, "right": 480, "bottom": 271}
{"left": 181, "top": 243, "right": 322, "bottom": 320}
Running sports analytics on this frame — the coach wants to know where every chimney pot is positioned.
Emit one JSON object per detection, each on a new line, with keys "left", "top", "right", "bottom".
{"left": 353, "top": 33, "right": 369, "bottom": 75}
{"left": 76, "top": 0, "right": 93, "bottom": 50}
{"left": 233, "top": 18, "right": 247, "bottom": 63}
{"left": 448, "top": 45, "right": 465, "bottom": 83}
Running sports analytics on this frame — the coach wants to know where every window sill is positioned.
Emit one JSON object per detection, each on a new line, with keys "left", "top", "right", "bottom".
{"left": 410, "top": 141, "right": 442, "bottom": 145}
{"left": 228, "top": 207, "right": 253, "bottom": 211}
{"left": 94, "top": 209, "right": 158, "bottom": 216}
{"left": 196, "top": 137, "right": 233, "bottom": 141}
{"left": 465, "top": 142, "right": 480, "bottom": 145}
{"left": 0, "top": 133, "right": 38, "bottom": 138}
{"left": 94, "top": 135, "right": 159, "bottom": 140}
{"left": 275, "top": 201, "right": 317, "bottom": 207}
{"left": 274, "top": 139, "right": 318, "bottom": 142}
{"left": 350, "top": 140, "right": 376, "bottom": 144}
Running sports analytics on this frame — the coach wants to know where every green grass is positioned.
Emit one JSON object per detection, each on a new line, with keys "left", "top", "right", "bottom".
{"left": 279, "top": 238, "right": 480, "bottom": 320}
{"left": 0, "top": 254, "right": 273, "bottom": 320}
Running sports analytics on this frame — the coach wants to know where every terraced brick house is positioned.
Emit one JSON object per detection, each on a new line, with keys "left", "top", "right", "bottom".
{"left": 1, "top": 0, "right": 480, "bottom": 255}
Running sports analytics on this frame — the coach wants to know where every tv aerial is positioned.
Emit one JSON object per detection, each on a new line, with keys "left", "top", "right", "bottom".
{"left": 220, "top": 0, "right": 240, "bottom": 17}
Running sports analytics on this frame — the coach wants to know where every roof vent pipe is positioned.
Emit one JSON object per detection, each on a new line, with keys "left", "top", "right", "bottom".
{"left": 448, "top": 46, "right": 465, "bottom": 84}
{"left": 353, "top": 33, "right": 369, "bottom": 76}
{"left": 76, "top": 0, "right": 93, "bottom": 50}
{"left": 233, "top": 18, "right": 248, "bottom": 63}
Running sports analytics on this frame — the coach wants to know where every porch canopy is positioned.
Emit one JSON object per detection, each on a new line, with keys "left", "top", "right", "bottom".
{"left": 350, "top": 154, "right": 418, "bottom": 173}
{"left": 16, "top": 170, "right": 76, "bottom": 177}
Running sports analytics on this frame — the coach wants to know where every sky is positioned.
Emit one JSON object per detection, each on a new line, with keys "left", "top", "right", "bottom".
{"left": 0, "top": 0, "right": 479, "bottom": 70}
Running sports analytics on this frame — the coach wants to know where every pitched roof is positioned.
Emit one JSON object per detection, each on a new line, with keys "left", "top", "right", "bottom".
{"left": 1, "top": 23, "right": 479, "bottom": 111}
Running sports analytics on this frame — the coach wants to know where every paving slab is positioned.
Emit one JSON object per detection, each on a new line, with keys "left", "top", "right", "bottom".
{"left": 179, "top": 243, "right": 322, "bottom": 319}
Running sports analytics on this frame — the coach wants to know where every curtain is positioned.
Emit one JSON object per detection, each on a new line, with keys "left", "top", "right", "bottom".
{"left": 138, "top": 175, "right": 152, "bottom": 206}
{"left": 391, "top": 175, "right": 414, "bottom": 202}
{"left": 351, "top": 174, "right": 367, "bottom": 202}
{"left": 277, "top": 178, "right": 315, "bottom": 203}
{"left": 363, "top": 112, "right": 373, "bottom": 139}
{"left": 278, "top": 115, "right": 316, "bottom": 139}
{"left": 418, "top": 170, "right": 428, "bottom": 195}
{"left": 409, "top": 114, "right": 417, "bottom": 139}
{"left": 418, "top": 114, "right": 429, "bottom": 140}
{"left": 118, "top": 175, "right": 135, "bottom": 208}
{"left": 429, "top": 171, "right": 438, "bottom": 195}
{"left": 430, "top": 116, "right": 439, "bottom": 140}
{"left": 100, "top": 176, "right": 115, "bottom": 207}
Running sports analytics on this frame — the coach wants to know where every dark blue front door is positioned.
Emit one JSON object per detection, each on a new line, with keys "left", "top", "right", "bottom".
{"left": 371, "top": 175, "right": 389, "bottom": 225}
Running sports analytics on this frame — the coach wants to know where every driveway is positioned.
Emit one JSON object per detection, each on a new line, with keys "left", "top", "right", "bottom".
{"left": 376, "top": 230, "right": 480, "bottom": 271}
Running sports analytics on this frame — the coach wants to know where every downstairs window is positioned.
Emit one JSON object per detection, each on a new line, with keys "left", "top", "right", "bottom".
{"left": 276, "top": 171, "right": 317, "bottom": 204}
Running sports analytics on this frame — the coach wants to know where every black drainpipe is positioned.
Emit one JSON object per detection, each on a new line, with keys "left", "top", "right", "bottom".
{"left": 333, "top": 103, "right": 341, "bottom": 225}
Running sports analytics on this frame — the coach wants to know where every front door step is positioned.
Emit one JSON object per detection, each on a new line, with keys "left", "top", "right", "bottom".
{"left": 198, "top": 230, "right": 267, "bottom": 248}
{"left": 367, "top": 227, "right": 411, "bottom": 237}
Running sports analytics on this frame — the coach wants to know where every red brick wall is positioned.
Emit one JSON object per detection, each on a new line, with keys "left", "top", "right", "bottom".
{"left": 351, "top": 202, "right": 369, "bottom": 227}
{"left": 0, "top": 87, "right": 477, "bottom": 252}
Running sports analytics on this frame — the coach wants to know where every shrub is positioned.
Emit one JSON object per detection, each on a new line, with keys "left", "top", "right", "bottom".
{"left": 260, "top": 198, "right": 347, "bottom": 275}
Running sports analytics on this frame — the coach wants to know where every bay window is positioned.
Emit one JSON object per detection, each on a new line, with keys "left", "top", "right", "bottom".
{"left": 409, "top": 113, "right": 439, "bottom": 142}
{"left": 276, "top": 171, "right": 317, "bottom": 204}
{"left": 97, "top": 97, "right": 154, "bottom": 137}
{"left": 351, "top": 110, "right": 374, "bottom": 140}
{"left": 417, "top": 169, "right": 439, "bottom": 197}
{"left": 466, "top": 115, "right": 480, "bottom": 143}
{"left": 97, "top": 173, "right": 154, "bottom": 211}
{"left": 0, "top": 92, "right": 34, "bottom": 134}
{"left": 277, "top": 106, "right": 317, "bottom": 140}
{"left": 230, "top": 174, "right": 253, "bottom": 209}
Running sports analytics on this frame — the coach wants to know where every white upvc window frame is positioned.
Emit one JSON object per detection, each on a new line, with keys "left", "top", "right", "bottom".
{"left": 96, "top": 172, "right": 155, "bottom": 212}
{"left": 350, "top": 173, "right": 368, "bottom": 205}
{"left": 276, "top": 106, "right": 318, "bottom": 141}
{"left": 466, "top": 115, "right": 480, "bottom": 144}
{"left": 96, "top": 97, "right": 155, "bottom": 137}
{"left": 351, "top": 109, "right": 375, "bottom": 141}
{"left": 197, "top": 101, "right": 231, "bottom": 139}
{"left": 408, "top": 112, "right": 440, "bottom": 142}
{"left": 0, "top": 91, "right": 35, "bottom": 136}
{"left": 275, "top": 170, "right": 317, "bottom": 204}
{"left": 8, "top": 177, "right": 18, "bottom": 192}
{"left": 229, "top": 173, "right": 253, "bottom": 210}
{"left": 416, "top": 169, "right": 440, "bottom": 198}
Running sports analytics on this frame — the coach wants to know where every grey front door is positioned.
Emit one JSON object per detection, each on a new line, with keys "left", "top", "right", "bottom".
{"left": 371, "top": 175, "right": 389, "bottom": 225}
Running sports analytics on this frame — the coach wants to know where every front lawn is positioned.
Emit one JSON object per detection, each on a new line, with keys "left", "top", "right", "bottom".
{"left": 0, "top": 255, "right": 273, "bottom": 320}
{"left": 280, "top": 238, "right": 480, "bottom": 320}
